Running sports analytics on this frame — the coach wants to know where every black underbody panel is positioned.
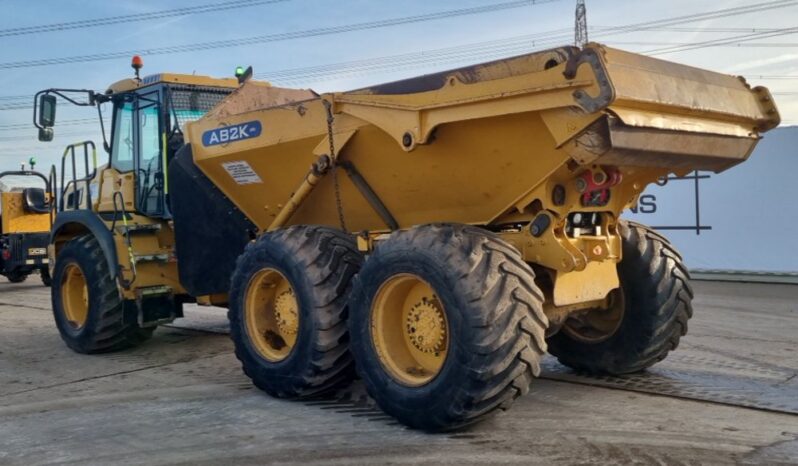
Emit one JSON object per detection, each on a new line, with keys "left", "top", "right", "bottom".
{"left": 169, "top": 143, "right": 257, "bottom": 296}
{"left": 0, "top": 232, "right": 49, "bottom": 274}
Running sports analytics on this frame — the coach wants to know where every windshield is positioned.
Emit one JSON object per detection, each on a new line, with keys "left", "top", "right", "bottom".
{"left": 169, "top": 86, "right": 232, "bottom": 128}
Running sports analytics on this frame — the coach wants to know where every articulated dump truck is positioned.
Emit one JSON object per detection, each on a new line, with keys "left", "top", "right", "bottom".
{"left": 35, "top": 44, "right": 779, "bottom": 431}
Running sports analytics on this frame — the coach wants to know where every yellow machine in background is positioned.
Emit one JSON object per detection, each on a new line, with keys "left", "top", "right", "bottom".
{"left": 35, "top": 44, "right": 779, "bottom": 431}
{"left": 0, "top": 167, "right": 52, "bottom": 285}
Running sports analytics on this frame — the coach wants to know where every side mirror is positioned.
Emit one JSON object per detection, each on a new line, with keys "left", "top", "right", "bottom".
{"left": 38, "top": 127, "right": 54, "bottom": 142}
{"left": 38, "top": 94, "right": 57, "bottom": 128}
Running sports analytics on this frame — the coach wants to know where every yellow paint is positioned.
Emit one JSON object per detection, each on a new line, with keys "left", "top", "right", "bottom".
{"left": 1, "top": 192, "right": 50, "bottom": 234}
{"left": 61, "top": 263, "right": 89, "bottom": 329}
{"left": 370, "top": 274, "right": 448, "bottom": 387}
{"left": 244, "top": 268, "right": 298, "bottom": 362}
{"left": 96, "top": 168, "right": 135, "bottom": 213}
{"left": 55, "top": 43, "right": 780, "bottom": 311}
{"left": 554, "top": 260, "right": 620, "bottom": 307}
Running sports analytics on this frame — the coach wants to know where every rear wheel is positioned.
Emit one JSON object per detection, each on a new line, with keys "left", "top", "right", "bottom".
{"left": 547, "top": 221, "right": 693, "bottom": 374}
{"left": 52, "top": 235, "right": 154, "bottom": 353}
{"left": 5, "top": 271, "right": 29, "bottom": 283}
{"left": 229, "top": 226, "right": 363, "bottom": 398}
{"left": 349, "top": 224, "right": 548, "bottom": 431}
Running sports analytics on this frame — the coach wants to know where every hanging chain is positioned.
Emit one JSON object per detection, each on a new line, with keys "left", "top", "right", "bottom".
{"left": 323, "top": 99, "right": 347, "bottom": 232}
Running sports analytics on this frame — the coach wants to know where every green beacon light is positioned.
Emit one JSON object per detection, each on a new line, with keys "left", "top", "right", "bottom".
{"left": 235, "top": 65, "right": 252, "bottom": 85}
{"left": 28, "top": 156, "right": 36, "bottom": 170}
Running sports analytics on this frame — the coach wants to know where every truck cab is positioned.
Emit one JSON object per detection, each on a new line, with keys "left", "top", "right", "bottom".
{"left": 34, "top": 62, "right": 243, "bottom": 345}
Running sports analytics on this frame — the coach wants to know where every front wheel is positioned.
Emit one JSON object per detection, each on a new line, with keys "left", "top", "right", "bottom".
{"left": 547, "top": 221, "right": 694, "bottom": 374}
{"left": 349, "top": 224, "right": 548, "bottom": 431}
{"left": 51, "top": 235, "right": 154, "bottom": 353}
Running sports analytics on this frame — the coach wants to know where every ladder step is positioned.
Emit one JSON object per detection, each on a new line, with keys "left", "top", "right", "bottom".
{"left": 137, "top": 285, "right": 173, "bottom": 297}
{"left": 132, "top": 253, "right": 171, "bottom": 263}
{"left": 114, "top": 223, "right": 161, "bottom": 235}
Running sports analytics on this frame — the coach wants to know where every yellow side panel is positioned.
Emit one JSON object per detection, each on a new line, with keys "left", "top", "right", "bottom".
{"left": 1, "top": 192, "right": 49, "bottom": 234}
{"left": 96, "top": 168, "right": 135, "bottom": 213}
{"left": 191, "top": 108, "right": 568, "bottom": 232}
{"left": 554, "top": 260, "right": 619, "bottom": 307}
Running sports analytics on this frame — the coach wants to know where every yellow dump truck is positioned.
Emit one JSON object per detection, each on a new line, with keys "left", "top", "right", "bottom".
{"left": 34, "top": 44, "right": 779, "bottom": 430}
{"left": 0, "top": 169, "right": 52, "bottom": 285}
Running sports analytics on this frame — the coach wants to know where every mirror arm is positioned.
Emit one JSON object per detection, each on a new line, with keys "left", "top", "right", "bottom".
{"left": 96, "top": 104, "right": 111, "bottom": 154}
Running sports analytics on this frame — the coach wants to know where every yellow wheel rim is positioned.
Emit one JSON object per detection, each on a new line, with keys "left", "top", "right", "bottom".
{"left": 562, "top": 288, "right": 625, "bottom": 343}
{"left": 244, "top": 268, "right": 299, "bottom": 362}
{"left": 61, "top": 263, "right": 89, "bottom": 330}
{"left": 371, "top": 274, "right": 449, "bottom": 387}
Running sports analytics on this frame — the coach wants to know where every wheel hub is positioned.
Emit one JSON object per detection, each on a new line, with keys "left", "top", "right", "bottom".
{"left": 244, "top": 268, "right": 299, "bottom": 362}
{"left": 406, "top": 298, "right": 446, "bottom": 354}
{"left": 563, "top": 287, "right": 625, "bottom": 343}
{"left": 371, "top": 274, "right": 450, "bottom": 387}
{"left": 274, "top": 289, "right": 298, "bottom": 336}
{"left": 61, "top": 263, "right": 89, "bottom": 330}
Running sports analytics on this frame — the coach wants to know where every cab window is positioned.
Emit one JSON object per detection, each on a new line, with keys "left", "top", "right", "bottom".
{"left": 137, "top": 102, "right": 163, "bottom": 216}
{"left": 111, "top": 101, "right": 134, "bottom": 172}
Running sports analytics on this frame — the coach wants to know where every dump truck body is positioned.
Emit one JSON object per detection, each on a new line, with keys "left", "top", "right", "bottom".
{"left": 177, "top": 44, "right": 776, "bottom": 306}
{"left": 38, "top": 43, "right": 779, "bottom": 431}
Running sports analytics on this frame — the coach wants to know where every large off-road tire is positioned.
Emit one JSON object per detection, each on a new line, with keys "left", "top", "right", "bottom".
{"left": 547, "top": 221, "right": 694, "bottom": 375}
{"left": 52, "top": 235, "right": 154, "bottom": 353}
{"left": 349, "top": 224, "right": 548, "bottom": 431}
{"left": 5, "top": 271, "right": 29, "bottom": 283}
{"left": 229, "top": 226, "right": 363, "bottom": 398}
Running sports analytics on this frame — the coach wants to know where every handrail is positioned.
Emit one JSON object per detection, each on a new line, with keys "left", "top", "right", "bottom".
{"left": 59, "top": 141, "right": 97, "bottom": 211}
{"left": 48, "top": 164, "right": 58, "bottom": 228}
{"left": 112, "top": 190, "right": 137, "bottom": 289}
{"left": 0, "top": 170, "right": 50, "bottom": 189}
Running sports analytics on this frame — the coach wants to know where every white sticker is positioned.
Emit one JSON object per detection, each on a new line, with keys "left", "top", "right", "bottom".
{"left": 221, "top": 161, "right": 262, "bottom": 185}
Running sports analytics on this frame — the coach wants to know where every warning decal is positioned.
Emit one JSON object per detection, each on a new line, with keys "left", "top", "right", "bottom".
{"left": 221, "top": 161, "right": 263, "bottom": 185}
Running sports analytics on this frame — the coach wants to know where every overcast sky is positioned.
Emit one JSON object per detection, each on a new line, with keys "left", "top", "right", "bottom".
{"left": 0, "top": 0, "right": 795, "bottom": 175}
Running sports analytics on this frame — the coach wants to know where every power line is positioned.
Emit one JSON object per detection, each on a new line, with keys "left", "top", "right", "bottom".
{"left": 0, "top": 130, "right": 101, "bottom": 143}
{"left": 0, "top": 103, "right": 31, "bottom": 111}
{"left": 0, "top": 0, "right": 791, "bottom": 74}
{"left": 0, "top": 95, "right": 30, "bottom": 101}
{"left": 595, "top": 26, "right": 789, "bottom": 33}
{"left": 0, "top": 0, "right": 291, "bottom": 38}
{"left": 254, "top": 30, "right": 572, "bottom": 82}
{"left": 1, "top": 2, "right": 796, "bottom": 115}
{"left": 249, "top": 0, "right": 798, "bottom": 83}
{"left": 593, "top": 0, "right": 798, "bottom": 37}
{"left": 0, "top": 118, "right": 107, "bottom": 131}
{"left": 645, "top": 27, "right": 798, "bottom": 55}
{"left": 612, "top": 40, "right": 798, "bottom": 48}
{"left": 1, "top": 40, "right": 796, "bottom": 111}
{"left": 0, "top": 1, "right": 558, "bottom": 70}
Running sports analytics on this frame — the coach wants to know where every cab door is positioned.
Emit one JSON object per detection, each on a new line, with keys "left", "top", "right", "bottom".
{"left": 133, "top": 90, "right": 166, "bottom": 218}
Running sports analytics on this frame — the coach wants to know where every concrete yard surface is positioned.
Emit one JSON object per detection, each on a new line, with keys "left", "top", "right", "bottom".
{"left": 0, "top": 278, "right": 796, "bottom": 465}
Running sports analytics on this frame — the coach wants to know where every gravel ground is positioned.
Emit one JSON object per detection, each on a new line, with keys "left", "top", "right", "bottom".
{"left": 0, "top": 277, "right": 796, "bottom": 465}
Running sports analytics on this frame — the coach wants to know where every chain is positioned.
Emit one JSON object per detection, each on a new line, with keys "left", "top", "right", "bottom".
{"left": 323, "top": 99, "right": 347, "bottom": 232}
